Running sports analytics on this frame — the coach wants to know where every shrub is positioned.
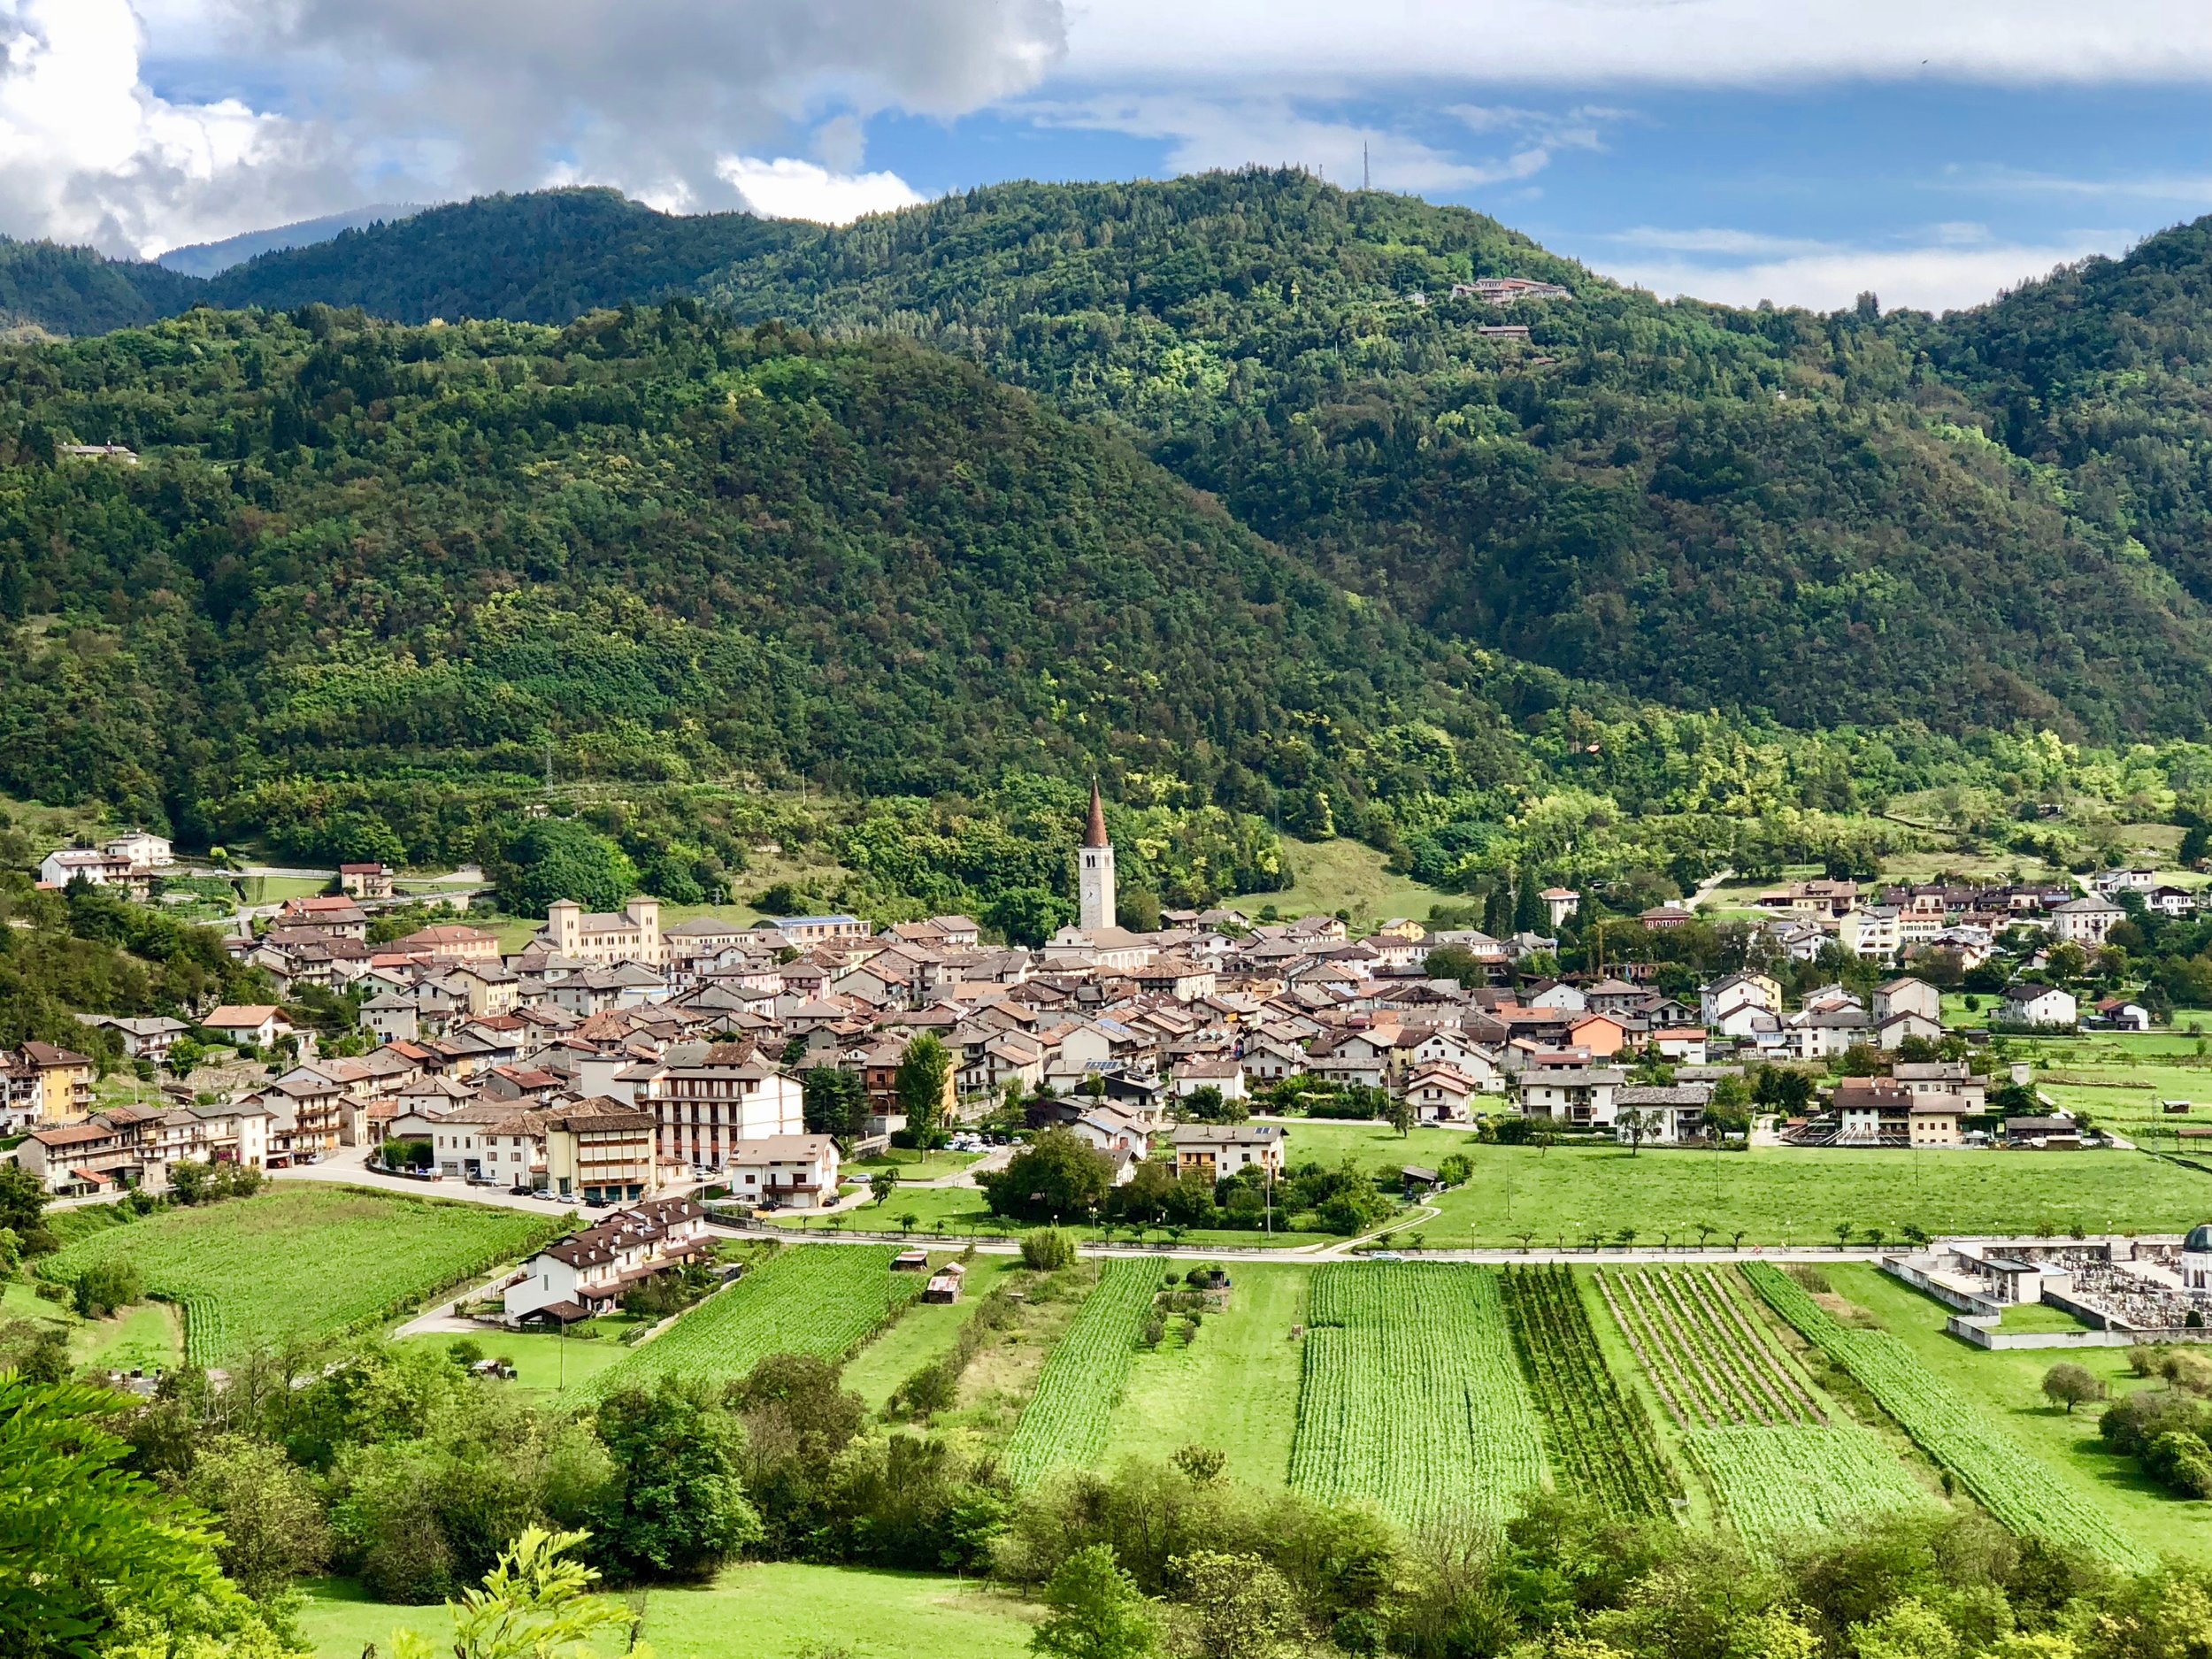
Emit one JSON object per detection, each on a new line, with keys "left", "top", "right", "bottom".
{"left": 72, "top": 1255, "right": 142, "bottom": 1317}
{"left": 1022, "top": 1228, "right": 1078, "bottom": 1271}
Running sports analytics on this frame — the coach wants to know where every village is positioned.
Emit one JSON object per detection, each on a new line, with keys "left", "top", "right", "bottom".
{"left": 4, "top": 785, "right": 2168, "bottom": 1223}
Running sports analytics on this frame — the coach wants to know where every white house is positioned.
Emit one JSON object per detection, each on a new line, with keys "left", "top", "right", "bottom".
{"left": 104, "top": 831, "right": 173, "bottom": 868}
{"left": 200, "top": 1005, "right": 296, "bottom": 1050}
{"left": 2000, "top": 984, "right": 2078, "bottom": 1030}
{"left": 1404, "top": 1063, "right": 1482, "bottom": 1123}
{"left": 2050, "top": 895, "right": 2125, "bottom": 948}
{"left": 503, "top": 1197, "right": 712, "bottom": 1322}
{"left": 39, "top": 849, "right": 136, "bottom": 888}
{"left": 724, "top": 1134, "right": 841, "bottom": 1210}
{"left": 1173, "top": 1056, "right": 1248, "bottom": 1102}
{"left": 1613, "top": 1083, "right": 1712, "bottom": 1145}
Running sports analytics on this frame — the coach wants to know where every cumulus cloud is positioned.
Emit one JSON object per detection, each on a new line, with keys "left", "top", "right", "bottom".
{"left": 1062, "top": 1, "right": 2212, "bottom": 85}
{"left": 2, "top": 0, "right": 1064, "bottom": 252}
{"left": 0, "top": 0, "right": 346, "bottom": 257}
{"left": 227, "top": 0, "right": 1064, "bottom": 208}
{"left": 1595, "top": 227, "right": 2119, "bottom": 312}
{"left": 717, "top": 156, "right": 921, "bottom": 224}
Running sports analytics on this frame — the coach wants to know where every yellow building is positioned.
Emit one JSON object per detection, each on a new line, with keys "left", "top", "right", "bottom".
{"left": 20, "top": 1041, "right": 95, "bottom": 1123}
{"left": 544, "top": 1098, "right": 660, "bottom": 1204}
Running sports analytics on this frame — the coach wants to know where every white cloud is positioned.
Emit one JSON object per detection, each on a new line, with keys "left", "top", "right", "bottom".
{"left": 0, "top": 0, "right": 1066, "bottom": 254}
{"left": 716, "top": 156, "right": 922, "bottom": 224}
{"left": 1941, "top": 164, "right": 2212, "bottom": 205}
{"left": 1597, "top": 231, "right": 2117, "bottom": 313}
{"left": 1026, "top": 93, "right": 1574, "bottom": 192}
{"left": 0, "top": 0, "right": 343, "bottom": 257}
{"left": 1062, "top": 1, "right": 2212, "bottom": 86}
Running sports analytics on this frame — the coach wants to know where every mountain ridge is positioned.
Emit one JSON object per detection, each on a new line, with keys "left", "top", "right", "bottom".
{"left": 2, "top": 175, "right": 2210, "bottom": 750}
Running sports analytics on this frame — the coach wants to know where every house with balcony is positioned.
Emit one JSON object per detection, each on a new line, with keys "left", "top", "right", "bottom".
{"left": 503, "top": 1196, "right": 714, "bottom": 1323}
{"left": 723, "top": 1134, "right": 841, "bottom": 1210}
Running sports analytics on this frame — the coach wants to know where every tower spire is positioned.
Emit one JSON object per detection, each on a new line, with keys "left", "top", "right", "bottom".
{"left": 1083, "top": 777, "right": 1110, "bottom": 849}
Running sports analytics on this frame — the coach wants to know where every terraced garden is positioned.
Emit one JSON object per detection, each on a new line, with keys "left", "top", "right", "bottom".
{"left": 585, "top": 1245, "right": 921, "bottom": 1398}
{"left": 1002, "top": 1260, "right": 1160, "bottom": 1486}
{"left": 1744, "top": 1263, "right": 2149, "bottom": 1569}
{"left": 1501, "top": 1265, "right": 1677, "bottom": 1517}
{"left": 1290, "top": 1263, "right": 1546, "bottom": 1527}
{"left": 36, "top": 1187, "right": 564, "bottom": 1365}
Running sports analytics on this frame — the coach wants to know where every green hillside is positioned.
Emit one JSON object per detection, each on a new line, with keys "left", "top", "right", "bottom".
{"left": 0, "top": 303, "right": 1508, "bottom": 851}
{"left": 695, "top": 173, "right": 2212, "bottom": 739}
{"left": 6, "top": 175, "right": 2212, "bottom": 743}
{"left": 201, "top": 189, "right": 803, "bottom": 325}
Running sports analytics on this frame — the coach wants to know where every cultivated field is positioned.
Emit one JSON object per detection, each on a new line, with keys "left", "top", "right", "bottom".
{"left": 585, "top": 1245, "right": 920, "bottom": 1398}
{"left": 1289, "top": 1263, "right": 1545, "bottom": 1526}
{"left": 1416, "top": 1143, "right": 2212, "bottom": 1247}
{"left": 37, "top": 1187, "right": 564, "bottom": 1365}
{"left": 1501, "top": 1265, "right": 1678, "bottom": 1517}
{"left": 1746, "top": 1264, "right": 2147, "bottom": 1569}
{"left": 1002, "top": 1259, "right": 1160, "bottom": 1486}
{"left": 1591, "top": 1264, "right": 1938, "bottom": 1549}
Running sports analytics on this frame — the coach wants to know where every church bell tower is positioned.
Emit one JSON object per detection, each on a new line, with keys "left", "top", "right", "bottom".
{"left": 1079, "top": 779, "right": 1117, "bottom": 932}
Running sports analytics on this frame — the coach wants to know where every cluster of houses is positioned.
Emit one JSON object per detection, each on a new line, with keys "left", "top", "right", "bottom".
{"left": 35, "top": 832, "right": 176, "bottom": 901}
{"left": 19, "top": 797, "right": 2173, "bottom": 1199}
{"left": 1724, "top": 876, "right": 2176, "bottom": 970}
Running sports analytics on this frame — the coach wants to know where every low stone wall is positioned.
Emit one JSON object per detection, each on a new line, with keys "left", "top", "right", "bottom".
{"left": 1884, "top": 1256, "right": 2002, "bottom": 1317}
{"left": 1945, "top": 1316, "right": 2134, "bottom": 1350}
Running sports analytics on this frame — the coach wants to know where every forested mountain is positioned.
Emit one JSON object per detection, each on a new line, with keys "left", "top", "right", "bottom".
{"left": 4, "top": 178, "right": 2211, "bottom": 742}
{"left": 0, "top": 239, "right": 197, "bottom": 337}
{"left": 1904, "top": 217, "right": 2212, "bottom": 607}
{"left": 0, "top": 304, "right": 1514, "bottom": 848}
{"left": 199, "top": 190, "right": 803, "bottom": 324}
{"left": 693, "top": 174, "right": 2212, "bottom": 739}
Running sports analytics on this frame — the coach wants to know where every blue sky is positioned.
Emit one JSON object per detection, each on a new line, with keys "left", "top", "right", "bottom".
{"left": 11, "top": 1, "right": 2212, "bottom": 313}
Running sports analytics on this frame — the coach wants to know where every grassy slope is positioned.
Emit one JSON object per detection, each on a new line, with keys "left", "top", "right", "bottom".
{"left": 296, "top": 1563, "right": 1042, "bottom": 1659}
{"left": 1105, "top": 1260, "right": 1311, "bottom": 1486}
{"left": 1416, "top": 1144, "right": 2212, "bottom": 1248}
{"left": 1239, "top": 836, "right": 1456, "bottom": 928}
{"left": 1829, "top": 1265, "right": 2212, "bottom": 1565}
{"left": 36, "top": 1187, "right": 560, "bottom": 1363}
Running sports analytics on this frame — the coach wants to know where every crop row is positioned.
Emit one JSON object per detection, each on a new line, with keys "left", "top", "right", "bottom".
{"left": 1686, "top": 1427, "right": 1943, "bottom": 1552}
{"left": 1742, "top": 1264, "right": 2147, "bottom": 1569}
{"left": 1002, "top": 1260, "right": 1161, "bottom": 1486}
{"left": 1500, "top": 1266, "right": 1677, "bottom": 1519}
{"left": 1291, "top": 1264, "right": 1547, "bottom": 1528}
{"left": 1598, "top": 1268, "right": 1822, "bottom": 1430}
{"left": 587, "top": 1245, "right": 921, "bottom": 1398}
{"left": 38, "top": 1187, "right": 565, "bottom": 1364}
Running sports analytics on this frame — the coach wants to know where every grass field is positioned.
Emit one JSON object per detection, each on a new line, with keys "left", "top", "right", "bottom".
{"left": 394, "top": 1320, "right": 646, "bottom": 1400}
{"left": 1414, "top": 1143, "right": 2212, "bottom": 1248}
{"left": 36, "top": 1187, "right": 565, "bottom": 1365}
{"left": 1236, "top": 836, "right": 1455, "bottom": 927}
{"left": 1828, "top": 1265, "right": 2212, "bottom": 1566}
{"left": 839, "top": 1255, "right": 1021, "bottom": 1412}
{"left": 1105, "top": 1261, "right": 1311, "bottom": 1486}
{"left": 296, "top": 1563, "right": 1042, "bottom": 1659}
{"left": 0, "top": 1279, "right": 183, "bottom": 1374}
{"left": 850, "top": 1147, "right": 987, "bottom": 1182}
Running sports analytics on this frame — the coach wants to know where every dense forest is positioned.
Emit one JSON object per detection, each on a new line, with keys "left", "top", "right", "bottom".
{"left": 4, "top": 174, "right": 2212, "bottom": 894}
{"left": 8, "top": 176, "right": 2212, "bottom": 741}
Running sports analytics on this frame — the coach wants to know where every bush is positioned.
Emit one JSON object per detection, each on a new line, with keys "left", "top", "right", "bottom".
{"left": 1021, "top": 1228, "right": 1078, "bottom": 1271}
{"left": 71, "top": 1255, "right": 142, "bottom": 1317}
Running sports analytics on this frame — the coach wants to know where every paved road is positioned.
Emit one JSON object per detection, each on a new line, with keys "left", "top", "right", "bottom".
{"left": 269, "top": 1151, "right": 1908, "bottom": 1268}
